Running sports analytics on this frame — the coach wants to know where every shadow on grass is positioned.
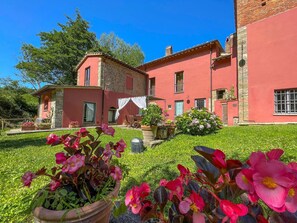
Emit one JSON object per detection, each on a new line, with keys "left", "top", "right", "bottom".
{"left": 0, "top": 137, "right": 46, "bottom": 151}
{"left": 120, "top": 160, "right": 178, "bottom": 196}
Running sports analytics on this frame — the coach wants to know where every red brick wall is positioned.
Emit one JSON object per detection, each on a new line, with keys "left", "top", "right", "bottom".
{"left": 235, "top": 0, "right": 297, "bottom": 28}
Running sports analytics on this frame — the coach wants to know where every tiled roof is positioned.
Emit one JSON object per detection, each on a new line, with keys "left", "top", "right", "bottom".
{"left": 32, "top": 85, "right": 101, "bottom": 96}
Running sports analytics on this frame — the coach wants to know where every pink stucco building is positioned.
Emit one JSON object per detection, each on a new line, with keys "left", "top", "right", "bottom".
{"left": 35, "top": 0, "right": 297, "bottom": 127}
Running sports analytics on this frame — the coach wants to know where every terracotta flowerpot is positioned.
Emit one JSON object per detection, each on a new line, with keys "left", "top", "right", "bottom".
{"left": 33, "top": 181, "right": 120, "bottom": 223}
{"left": 21, "top": 126, "right": 36, "bottom": 131}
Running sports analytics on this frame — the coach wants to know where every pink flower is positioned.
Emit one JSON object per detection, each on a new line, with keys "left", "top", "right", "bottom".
{"left": 63, "top": 136, "right": 80, "bottom": 149}
{"left": 252, "top": 160, "right": 292, "bottom": 211}
{"left": 62, "top": 154, "right": 85, "bottom": 174}
{"left": 55, "top": 152, "right": 67, "bottom": 164}
{"left": 125, "top": 183, "right": 151, "bottom": 214}
{"left": 110, "top": 166, "right": 122, "bottom": 181}
{"left": 101, "top": 123, "right": 115, "bottom": 136}
{"left": 75, "top": 128, "right": 89, "bottom": 137}
{"left": 220, "top": 200, "right": 248, "bottom": 223}
{"left": 114, "top": 139, "right": 126, "bottom": 158}
{"left": 103, "top": 143, "right": 113, "bottom": 162}
{"left": 177, "top": 164, "right": 191, "bottom": 184}
{"left": 285, "top": 186, "right": 297, "bottom": 213}
{"left": 165, "top": 178, "right": 184, "bottom": 200}
{"left": 21, "top": 171, "right": 36, "bottom": 187}
{"left": 235, "top": 169, "right": 258, "bottom": 202}
{"left": 159, "top": 179, "right": 168, "bottom": 187}
{"left": 266, "top": 148, "right": 284, "bottom": 160}
{"left": 212, "top": 149, "right": 227, "bottom": 169}
{"left": 46, "top": 133, "right": 60, "bottom": 145}
{"left": 179, "top": 191, "right": 205, "bottom": 223}
{"left": 50, "top": 180, "right": 61, "bottom": 191}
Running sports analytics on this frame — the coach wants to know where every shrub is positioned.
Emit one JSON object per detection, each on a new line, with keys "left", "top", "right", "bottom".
{"left": 141, "top": 103, "right": 163, "bottom": 126}
{"left": 175, "top": 108, "right": 222, "bottom": 135}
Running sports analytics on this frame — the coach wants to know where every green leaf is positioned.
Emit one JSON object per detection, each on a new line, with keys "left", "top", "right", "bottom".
{"left": 56, "top": 203, "right": 63, "bottom": 211}
{"left": 113, "top": 202, "right": 127, "bottom": 218}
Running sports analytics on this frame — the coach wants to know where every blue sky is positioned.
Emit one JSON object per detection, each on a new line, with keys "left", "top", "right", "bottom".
{"left": 0, "top": 0, "right": 235, "bottom": 83}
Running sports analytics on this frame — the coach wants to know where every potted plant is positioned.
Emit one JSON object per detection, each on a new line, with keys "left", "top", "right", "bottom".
{"left": 69, "top": 120, "right": 79, "bottom": 128}
{"left": 140, "top": 103, "right": 163, "bottom": 145}
{"left": 164, "top": 119, "right": 176, "bottom": 138}
{"left": 21, "top": 121, "right": 35, "bottom": 131}
{"left": 21, "top": 124, "right": 126, "bottom": 223}
{"left": 124, "top": 147, "right": 297, "bottom": 223}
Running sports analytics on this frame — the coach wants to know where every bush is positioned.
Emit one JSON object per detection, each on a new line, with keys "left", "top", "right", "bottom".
{"left": 175, "top": 108, "right": 222, "bottom": 135}
{"left": 141, "top": 104, "right": 163, "bottom": 126}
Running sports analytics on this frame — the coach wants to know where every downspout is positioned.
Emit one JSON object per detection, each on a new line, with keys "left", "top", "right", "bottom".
{"left": 210, "top": 45, "right": 213, "bottom": 112}
{"left": 101, "top": 62, "right": 105, "bottom": 124}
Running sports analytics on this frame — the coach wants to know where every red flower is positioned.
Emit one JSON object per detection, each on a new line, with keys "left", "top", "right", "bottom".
{"left": 63, "top": 136, "right": 80, "bottom": 149}
{"left": 101, "top": 123, "right": 115, "bottom": 137}
{"left": 177, "top": 164, "right": 191, "bottom": 184}
{"left": 46, "top": 133, "right": 60, "bottom": 145}
{"left": 22, "top": 171, "right": 36, "bottom": 187}
{"left": 220, "top": 200, "right": 248, "bottom": 223}
{"left": 50, "top": 180, "right": 61, "bottom": 191}
{"left": 166, "top": 178, "right": 184, "bottom": 200}
{"left": 212, "top": 149, "right": 227, "bottom": 169}
{"left": 159, "top": 179, "right": 168, "bottom": 186}
{"left": 55, "top": 152, "right": 67, "bottom": 164}
{"left": 62, "top": 154, "right": 85, "bottom": 174}
{"left": 114, "top": 139, "right": 126, "bottom": 158}
{"left": 75, "top": 127, "right": 89, "bottom": 137}
{"left": 125, "top": 183, "right": 151, "bottom": 214}
{"left": 110, "top": 166, "right": 122, "bottom": 181}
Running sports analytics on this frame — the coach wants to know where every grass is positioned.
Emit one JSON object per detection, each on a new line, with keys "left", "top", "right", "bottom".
{"left": 1, "top": 125, "right": 297, "bottom": 222}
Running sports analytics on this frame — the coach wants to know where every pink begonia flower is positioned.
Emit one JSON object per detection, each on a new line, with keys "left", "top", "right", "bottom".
{"left": 253, "top": 160, "right": 292, "bottom": 211}
{"left": 75, "top": 128, "right": 89, "bottom": 137}
{"left": 21, "top": 171, "right": 36, "bottom": 187}
{"left": 46, "top": 133, "right": 60, "bottom": 145}
{"left": 266, "top": 148, "right": 284, "bottom": 160}
{"left": 63, "top": 136, "right": 80, "bottom": 149}
{"left": 101, "top": 123, "right": 115, "bottom": 137}
{"left": 114, "top": 139, "right": 126, "bottom": 158}
{"left": 110, "top": 166, "right": 122, "bottom": 181}
{"left": 220, "top": 200, "right": 248, "bottom": 223}
{"left": 159, "top": 179, "right": 168, "bottom": 187}
{"left": 50, "top": 180, "right": 61, "bottom": 191}
{"left": 165, "top": 178, "right": 184, "bottom": 200}
{"left": 177, "top": 164, "right": 191, "bottom": 184}
{"left": 62, "top": 154, "right": 85, "bottom": 174}
{"left": 285, "top": 186, "right": 297, "bottom": 213}
{"left": 179, "top": 192, "right": 205, "bottom": 223}
{"left": 103, "top": 143, "right": 113, "bottom": 162}
{"left": 55, "top": 152, "right": 67, "bottom": 164}
{"left": 125, "top": 183, "right": 151, "bottom": 214}
{"left": 235, "top": 169, "right": 257, "bottom": 200}
{"left": 212, "top": 149, "right": 227, "bottom": 169}
{"left": 247, "top": 151, "right": 266, "bottom": 168}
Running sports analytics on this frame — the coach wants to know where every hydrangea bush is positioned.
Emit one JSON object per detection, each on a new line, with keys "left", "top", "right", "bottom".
{"left": 21, "top": 124, "right": 126, "bottom": 211}
{"left": 175, "top": 108, "right": 222, "bottom": 135}
{"left": 125, "top": 147, "right": 297, "bottom": 223}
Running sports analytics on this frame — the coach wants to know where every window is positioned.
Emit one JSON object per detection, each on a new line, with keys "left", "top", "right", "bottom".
{"left": 217, "top": 89, "right": 226, "bottom": 100}
{"left": 168, "top": 104, "right": 172, "bottom": 110}
{"left": 83, "top": 102, "right": 95, "bottom": 122}
{"left": 126, "top": 76, "right": 133, "bottom": 90}
{"left": 274, "top": 89, "right": 297, "bottom": 114}
{"left": 195, "top": 98, "right": 206, "bottom": 110}
{"left": 149, "top": 78, "right": 155, "bottom": 96}
{"left": 175, "top": 101, "right": 184, "bottom": 116}
{"left": 175, "top": 72, "right": 184, "bottom": 93}
{"left": 84, "top": 67, "right": 90, "bottom": 86}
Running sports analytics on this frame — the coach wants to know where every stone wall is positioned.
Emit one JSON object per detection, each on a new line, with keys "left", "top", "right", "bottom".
{"left": 237, "top": 27, "right": 249, "bottom": 123}
{"left": 235, "top": 0, "right": 297, "bottom": 28}
{"left": 99, "top": 57, "right": 147, "bottom": 96}
{"left": 51, "top": 89, "right": 64, "bottom": 128}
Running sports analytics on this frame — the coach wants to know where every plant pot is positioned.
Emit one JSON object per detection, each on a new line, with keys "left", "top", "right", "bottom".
{"left": 141, "top": 125, "right": 154, "bottom": 146}
{"left": 167, "top": 126, "right": 176, "bottom": 138}
{"left": 33, "top": 181, "right": 120, "bottom": 223}
{"left": 21, "top": 126, "right": 36, "bottom": 131}
{"left": 156, "top": 126, "right": 168, "bottom": 139}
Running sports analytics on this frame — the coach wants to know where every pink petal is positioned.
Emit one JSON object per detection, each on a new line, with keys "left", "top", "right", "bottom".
{"left": 179, "top": 199, "right": 191, "bottom": 214}
{"left": 248, "top": 151, "right": 266, "bottom": 167}
{"left": 266, "top": 149, "right": 284, "bottom": 160}
{"left": 131, "top": 204, "right": 142, "bottom": 214}
{"left": 285, "top": 187, "right": 297, "bottom": 213}
{"left": 193, "top": 212, "right": 205, "bottom": 223}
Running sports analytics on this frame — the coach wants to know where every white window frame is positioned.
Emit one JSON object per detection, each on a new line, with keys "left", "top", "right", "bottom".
{"left": 274, "top": 89, "right": 297, "bottom": 114}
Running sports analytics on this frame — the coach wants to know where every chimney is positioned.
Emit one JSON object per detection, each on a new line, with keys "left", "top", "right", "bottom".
{"left": 165, "top": 46, "right": 173, "bottom": 56}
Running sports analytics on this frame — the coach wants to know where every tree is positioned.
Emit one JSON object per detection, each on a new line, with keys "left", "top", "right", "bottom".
{"left": 16, "top": 12, "right": 145, "bottom": 89}
{"left": 97, "top": 32, "right": 144, "bottom": 67}
{"left": 16, "top": 11, "right": 99, "bottom": 88}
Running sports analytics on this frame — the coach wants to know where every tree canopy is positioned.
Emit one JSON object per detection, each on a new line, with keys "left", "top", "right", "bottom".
{"left": 16, "top": 11, "right": 145, "bottom": 89}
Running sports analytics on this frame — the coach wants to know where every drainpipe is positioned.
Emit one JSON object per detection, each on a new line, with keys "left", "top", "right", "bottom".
{"left": 210, "top": 45, "right": 213, "bottom": 112}
{"left": 101, "top": 63, "right": 105, "bottom": 124}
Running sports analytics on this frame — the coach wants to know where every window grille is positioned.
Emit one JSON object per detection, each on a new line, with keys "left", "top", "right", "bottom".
{"left": 274, "top": 89, "right": 297, "bottom": 114}
{"left": 195, "top": 98, "right": 206, "bottom": 110}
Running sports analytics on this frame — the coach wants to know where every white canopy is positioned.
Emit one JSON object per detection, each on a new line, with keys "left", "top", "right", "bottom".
{"left": 115, "top": 96, "right": 147, "bottom": 120}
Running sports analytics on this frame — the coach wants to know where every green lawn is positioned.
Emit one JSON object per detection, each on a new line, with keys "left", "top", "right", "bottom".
{"left": 1, "top": 125, "right": 297, "bottom": 222}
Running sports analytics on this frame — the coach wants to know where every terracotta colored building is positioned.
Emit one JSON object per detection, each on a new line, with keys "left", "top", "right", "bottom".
{"left": 34, "top": 53, "right": 147, "bottom": 128}
{"left": 35, "top": 0, "right": 297, "bottom": 127}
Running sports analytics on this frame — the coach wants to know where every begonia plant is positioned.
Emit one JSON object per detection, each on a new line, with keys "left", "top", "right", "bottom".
{"left": 21, "top": 124, "right": 126, "bottom": 211}
{"left": 125, "top": 146, "right": 297, "bottom": 223}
